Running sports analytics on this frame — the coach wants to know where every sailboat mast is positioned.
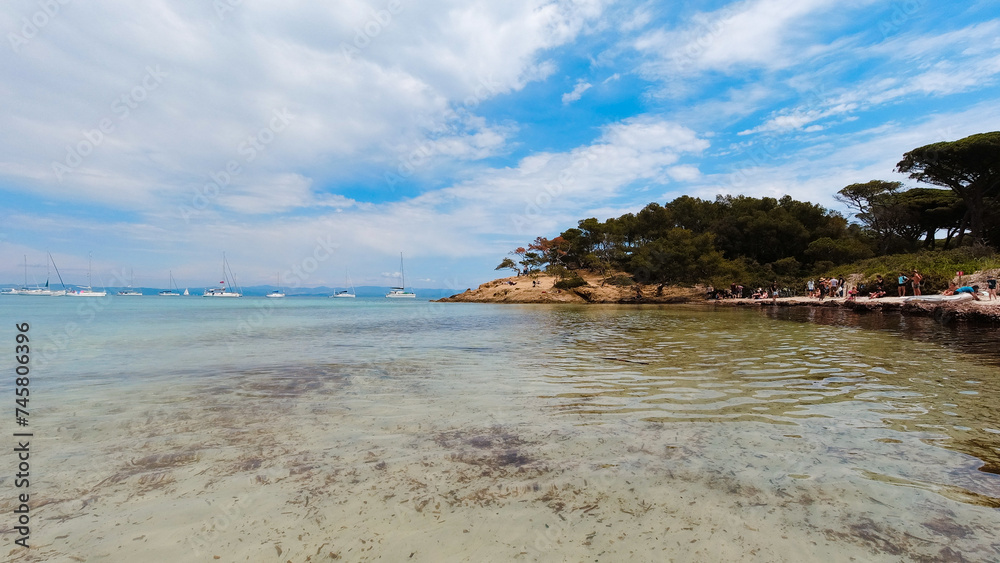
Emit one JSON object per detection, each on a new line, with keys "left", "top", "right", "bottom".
{"left": 88, "top": 252, "right": 93, "bottom": 288}
{"left": 23, "top": 255, "right": 27, "bottom": 288}
{"left": 400, "top": 252, "right": 405, "bottom": 289}
{"left": 49, "top": 252, "right": 67, "bottom": 289}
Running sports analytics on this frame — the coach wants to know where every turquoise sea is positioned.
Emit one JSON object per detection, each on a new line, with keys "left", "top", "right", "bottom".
{"left": 1, "top": 296, "right": 999, "bottom": 561}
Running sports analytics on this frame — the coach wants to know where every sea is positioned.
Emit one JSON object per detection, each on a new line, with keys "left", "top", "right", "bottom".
{"left": 1, "top": 295, "right": 999, "bottom": 561}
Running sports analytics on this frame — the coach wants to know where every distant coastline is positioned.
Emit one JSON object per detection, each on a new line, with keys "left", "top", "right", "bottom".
{"left": 437, "top": 271, "right": 1000, "bottom": 324}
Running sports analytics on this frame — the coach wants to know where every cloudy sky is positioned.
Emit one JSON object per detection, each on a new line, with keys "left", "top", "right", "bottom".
{"left": 2, "top": 0, "right": 999, "bottom": 291}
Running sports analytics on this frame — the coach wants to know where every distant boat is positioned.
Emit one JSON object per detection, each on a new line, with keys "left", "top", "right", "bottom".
{"left": 117, "top": 268, "right": 142, "bottom": 296}
{"left": 332, "top": 272, "right": 356, "bottom": 298}
{"left": 158, "top": 271, "right": 181, "bottom": 296}
{"left": 385, "top": 253, "right": 416, "bottom": 298}
{"left": 266, "top": 272, "right": 285, "bottom": 298}
{"left": 17, "top": 255, "right": 54, "bottom": 296}
{"left": 204, "top": 252, "right": 242, "bottom": 297}
{"left": 46, "top": 252, "right": 68, "bottom": 296}
{"left": 183, "top": 288, "right": 189, "bottom": 296}
{"left": 68, "top": 252, "right": 107, "bottom": 297}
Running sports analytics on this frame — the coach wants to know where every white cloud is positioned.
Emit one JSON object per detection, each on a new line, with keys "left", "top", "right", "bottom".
{"left": 634, "top": 0, "right": 876, "bottom": 77}
{"left": 684, "top": 101, "right": 1000, "bottom": 214}
{"left": 562, "top": 80, "right": 593, "bottom": 104}
{"left": 0, "top": 0, "right": 610, "bottom": 212}
{"left": 737, "top": 20, "right": 1000, "bottom": 136}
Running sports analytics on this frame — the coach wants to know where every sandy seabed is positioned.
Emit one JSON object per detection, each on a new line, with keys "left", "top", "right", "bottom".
{"left": 5, "top": 360, "right": 1000, "bottom": 563}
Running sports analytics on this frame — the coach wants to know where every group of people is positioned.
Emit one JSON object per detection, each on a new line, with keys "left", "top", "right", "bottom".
{"left": 707, "top": 272, "right": 998, "bottom": 302}
{"left": 895, "top": 270, "right": 924, "bottom": 296}
{"left": 807, "top": 277, "right": 846, "bottom": 300}
{"left": 942, "top": 275, "right": 997, "bottom": 301}
{"left": 864, "top": 270, "right": 996, "bottom": 301}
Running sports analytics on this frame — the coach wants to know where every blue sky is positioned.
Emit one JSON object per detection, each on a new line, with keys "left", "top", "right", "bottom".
{"left": 2, "top": 0, "right": 999, "bottom": 291}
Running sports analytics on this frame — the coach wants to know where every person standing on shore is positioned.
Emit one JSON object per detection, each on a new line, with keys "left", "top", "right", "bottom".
{"left": 911, "top": 269, "right": 923, "bottom": 296}
{"left": 987, "top": 275, "right": 997, "bottom": 301}
{"left": 829, "top": 276, "right": 839, "bottom": 298}
{"left": 807, "top": 279, "right": 815, "bottom": 297}
{"left": 897, "top": 272, "right": 909, "bottom": 297}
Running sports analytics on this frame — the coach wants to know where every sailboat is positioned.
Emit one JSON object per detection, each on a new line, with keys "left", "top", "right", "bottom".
{"left": 332, "top": 272, "right": 356, "bottom": 298}
{"left": 203, "top": 252, "right": 242, "bottom": 297}
{"left": 47, "top": 252, "right": 68, "bottom": 296}
{"left": 266, "top": 272, "right": 285, "bottom": 298}
{"left": 67, "top": 253, "right": 107, "bottom": 297}
{"left": 385, "top": 253, "right": 416, "bottom": 298}
{"left": 158, "top": 271, "right": 181, "bottom": 296}
{"left": 117, "top": 268, "right": 142, "bottom": 296}
{"left": 17, "top": 255, "right": 54, "bottom": 296}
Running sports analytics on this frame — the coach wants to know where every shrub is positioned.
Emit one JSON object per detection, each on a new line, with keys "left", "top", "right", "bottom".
{"left": 554, "top": 275, "right": 587, "bottom": 290}
{"left": 604, "top": 274, "right": 635, "bottom": 286}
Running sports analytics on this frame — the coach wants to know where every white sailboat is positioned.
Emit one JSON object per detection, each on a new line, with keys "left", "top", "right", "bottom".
{"left": 117, "top": 268, "right": 142, "bottom": 296}
{"left": 17, "top": 255, "right": 54, "bottom": 296}
{"left": 332, "top": 272, "right": 356, "bottom": 298}
{"left": 204, "top": 252, "right": 242, "bottom": 297}
{"left": 67, "top": 253, "right": 107, "bottom": 297}
{"left": 47, "top": 252, "right": 68, "bottom": 296}
{"left": 385, "top": 253, "right": 416, "bottom": 298}
{"left": 159, "top": 271, "right": 181, "bottom": 296}
{"left": 266, "top": 272, "right": 285, "bottom": 298}
{"left": 183, "top": 288, "right": 189, "bottom": 296}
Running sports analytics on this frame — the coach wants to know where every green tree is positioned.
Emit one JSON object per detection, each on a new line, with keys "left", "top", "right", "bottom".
{"left": 628, "top": 228, "right": 726, "bottom": 286}
{"left": 896, "top": 131, "right": 1000, "bottom": 247}
{"left": 804, "top": 237, "right": 875, "bottom": 266}
{"left": 836, "top": 180, "right": 921, "bottom": 253}
{"left": 495, "top": 257, "right": 519, "bottom": 275}
{"left": 893, "top": 188, "right": 966, "bottom": 249}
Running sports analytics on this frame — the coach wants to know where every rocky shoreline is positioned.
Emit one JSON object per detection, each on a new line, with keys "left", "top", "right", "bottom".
{"left": 437, "top": 273, "right": 1000, "bottom": 324}
{"left": 709, "top": 294, "right": 1000, "bottom": 324}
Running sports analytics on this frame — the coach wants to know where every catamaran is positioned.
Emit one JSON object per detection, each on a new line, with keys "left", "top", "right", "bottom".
{"left": 204, "top": 253, "right": 242, "bottom": 297}
{"left": 67, "top": 252, "right": 107, "bottom": 297}
{"left": 159, "top": 271, "right": 181, "bottom": 296}
{"left": 385, "top": 253, "right": 416, "bottom": 298}
{"left": 266, "top": 272, "right": 285, "bottom": 298}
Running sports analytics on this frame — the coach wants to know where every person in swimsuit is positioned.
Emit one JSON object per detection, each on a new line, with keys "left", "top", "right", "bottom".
{"left": 897, "top": 272, "right": 908, "bottom": 297}
{"left": 910, "top": 269, "right": 923, "bottom": 296}
{"left": 987, "top": 275, "right": 997, "bottom": 301}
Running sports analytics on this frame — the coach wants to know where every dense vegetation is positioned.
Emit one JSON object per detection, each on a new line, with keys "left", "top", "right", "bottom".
{"left": 498, "top": 132, "right": 1000, "bottom": 294}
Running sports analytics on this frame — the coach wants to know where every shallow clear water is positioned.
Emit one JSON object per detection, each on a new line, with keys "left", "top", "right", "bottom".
{"left": 1, "top": 297, "right": 998, "bottom": 561}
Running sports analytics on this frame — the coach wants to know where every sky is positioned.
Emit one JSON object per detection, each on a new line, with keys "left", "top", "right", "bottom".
{"left": 2, "top": 0, "right": 1000, "bottom": 291}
